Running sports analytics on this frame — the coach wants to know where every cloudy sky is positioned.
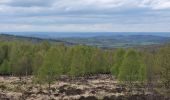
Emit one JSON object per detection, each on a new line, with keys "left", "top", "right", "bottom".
{"left": 0, "top": 0, "right": 170, "bottom": 32}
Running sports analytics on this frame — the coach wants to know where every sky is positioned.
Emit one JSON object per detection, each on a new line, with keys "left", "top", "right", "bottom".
{"left": 0, "top": 0, "right": 170, "bottom": 32}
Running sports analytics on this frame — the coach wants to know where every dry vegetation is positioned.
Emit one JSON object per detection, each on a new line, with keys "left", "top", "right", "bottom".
{"left": 0, "top": 75, "right": 169, "bottom": 100}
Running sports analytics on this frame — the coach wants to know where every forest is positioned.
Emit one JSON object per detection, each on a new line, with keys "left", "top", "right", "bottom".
{"left": 0, "top": 40, "right": 170, "bottom": 99}
{"left": 0, "top": 41, "right": 169, "bottom": 87}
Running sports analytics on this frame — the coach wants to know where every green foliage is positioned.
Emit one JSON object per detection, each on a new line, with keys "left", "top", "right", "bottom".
{"left": 111, "top": 49, "right": 125, "bottom": 77}
{"left": 69, "top": 46, "right": 87, "bottom": 76}
{"left": 0, "top": 60, "right": 11, "bottom": 75}
{"left": 0, "top": 41, "right": 115, "bottom": 78}
{"left": 36, "top": 46, "right": 63, "bottom": 85}
{"left": 0, "top": 40, "right": 169, "bottom": 89}
{"left": 102, "top": 50, "right": 114, "bottom": 73}
{"left": 9, "top": 42, "right": 34, "bottom": 77}
{"left": 141, "top": 52, "right": 156, "bottom": 86}
{"left": 139, "top": 64, "right": 147, "bottom": 82}
{"left": 118, "top": 49, "right": 141, "bottom": 82}
{"left": 0, "top": 44, "right": 9, "bottom": 65}
{"left": 90, "top": 48, "right": 105, "bottom": 74}
{"left": 32, "top": 50, "right": 45, "bottom": 76}
{"left": 156, "top": 46, "right": 170, "bottom": 88}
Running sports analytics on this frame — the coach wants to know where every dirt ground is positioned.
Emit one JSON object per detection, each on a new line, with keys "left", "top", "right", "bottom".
{"left": 0, "top": 74, "right": 169, "bottom": 100}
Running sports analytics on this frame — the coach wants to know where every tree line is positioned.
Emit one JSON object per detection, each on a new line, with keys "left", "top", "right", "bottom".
{"left": 0, "top": 41, "right": 169, "bottom": 89}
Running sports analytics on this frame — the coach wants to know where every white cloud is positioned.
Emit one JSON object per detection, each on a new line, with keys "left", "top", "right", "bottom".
{"left": 0, "top": 0, "right": 170, "bottom": 15}
{"left": 53, "top": 0, "right": 170, "bottom": 10}
{"left": 0, "top": 0, "right": 170, "bottom": 32}
{"left": 0, "top": 24, "right": 32, "bottom": 32}
{"left": 0, "top": 0, "right": 11, "bottom": 4}
{"left": 152, "top": 0, "right": 170, "bottom": 10}
{"left": 0, "top": 23, "right": 170, "bottom": 32}
{"left": 140, "top": 0, "right": 170, "bottom": 10}
{"left": 1, "top": 0, "right": 170, "bottom": 10}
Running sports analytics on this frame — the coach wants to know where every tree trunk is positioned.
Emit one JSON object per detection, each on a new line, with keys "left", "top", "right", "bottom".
{"left": 48, "top": 82, "right": 51, "bottom": 96}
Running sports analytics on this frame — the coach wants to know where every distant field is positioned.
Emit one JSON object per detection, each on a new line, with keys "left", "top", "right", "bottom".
{"left": 1, "top": 33, "right": 170, "bottom": 48}
{"left": 58, "top": 35, "right": 170, "bottom": 48}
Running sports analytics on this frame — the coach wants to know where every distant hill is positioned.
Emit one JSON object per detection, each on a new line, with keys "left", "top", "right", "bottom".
{"left": 2, "top": 32, "right": 170, "bottom": 38}
{"left": 0, "top": 34, "right": 75, "bottom": 46}
{"left": 0, "top": 33, "right": 170, "bottom": 48}
{"left": 58, "top": 35, "right": 170, "bottom": 48}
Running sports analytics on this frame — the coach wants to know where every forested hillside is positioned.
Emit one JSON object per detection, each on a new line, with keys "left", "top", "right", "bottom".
{"left": 0, "top": 41, "right": 169, "bottom": 87}
{"left": 0, "top": 39, "right": 169, "bottom": 99}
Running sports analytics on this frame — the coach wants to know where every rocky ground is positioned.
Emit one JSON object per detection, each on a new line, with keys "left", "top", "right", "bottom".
{"left": 0, "top": 74, "right": 169, "bottom": 100}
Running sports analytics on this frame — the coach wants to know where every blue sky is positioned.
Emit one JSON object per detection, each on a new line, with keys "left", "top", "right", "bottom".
{"left": 0, "top": 0, "right": 170, "bottom": 32}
